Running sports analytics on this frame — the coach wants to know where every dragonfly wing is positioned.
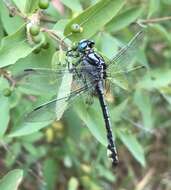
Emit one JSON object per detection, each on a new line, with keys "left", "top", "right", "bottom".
{"left": 24, "top": 82, "right": 94, "bottom": 122}
{"left": 106, "top": 29, "right": 146, "bottom": 90}
{"left": 107, "top": 65, "right": 145, "bottom": 91}
{"left": 107, "top": 29, "right": 145, "bottom": 74}
{"left": 18, "top": 67, "right": 84, "bottom": 95}
{"left": 18, "top": 67, "right": 67, "bottom": 95}
{"left": 107, "top": 73, "right": 129, "bottom": 91}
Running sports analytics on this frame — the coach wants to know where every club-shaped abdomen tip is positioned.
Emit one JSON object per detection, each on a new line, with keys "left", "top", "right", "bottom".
{"left": 107, "top": 147, "right": 119, "bottom": 167}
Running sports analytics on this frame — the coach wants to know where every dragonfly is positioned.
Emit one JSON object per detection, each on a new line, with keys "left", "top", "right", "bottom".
{"left": 20, "top": 29, "right": 145, "bottom": 167}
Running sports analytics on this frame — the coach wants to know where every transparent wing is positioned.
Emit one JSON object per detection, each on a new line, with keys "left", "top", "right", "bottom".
{"left": 107, "top": 65, "right": 145, "bottom": 91}
{"left": 18, "top": 67, "right": 85, "bottom": 95}
{"left": 106, "top": 29, "right": 146, "bottom": 90}
{"left": 107, "top": 29, "right": 145, "bottom": 74}
{"left": 24, "top": 82, "right": 94, "bottom": 122}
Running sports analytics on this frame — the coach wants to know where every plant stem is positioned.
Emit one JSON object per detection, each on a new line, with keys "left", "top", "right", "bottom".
{"left": 42, "top": 28, "right": 69, "bottom": 49}
{"left": 0, "top": 69, "right": 16, "bottom": 88}
{"left": 40, "top": 15, "right": 57, "bottom": 23}
{"left": 2, "top": 1, "right": 67, "bottom": 48}
{"left": 138, "top": 16, "right": 171, "bottom": 24}
{"left": 2, "top": 0, "right": 27, "bottom": 20}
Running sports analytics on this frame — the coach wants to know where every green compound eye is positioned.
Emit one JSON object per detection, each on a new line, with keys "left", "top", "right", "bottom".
{"left": 38, "top": 0, "right": 49, "bottom": 9}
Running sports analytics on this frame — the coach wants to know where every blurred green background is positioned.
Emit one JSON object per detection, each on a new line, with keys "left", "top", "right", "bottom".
{"left": 0, "top": 0, "right": 171, "bottom": 189}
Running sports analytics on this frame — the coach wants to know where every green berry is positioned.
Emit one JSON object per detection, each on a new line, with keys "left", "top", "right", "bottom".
{"left": 32, "top": 33, "right": 43, "bottom": 44}
{"left": 30, "top": 24, "right": 40, "bottom": 36}
{"left": 9, "top": 13, "right": 14, "bottom": 17}
{"left": 38, "top": 0, "right": 49, "bottom": 9}
{"left": 33, "top": 47, "right": 41, "bottom": 54}
{"left": 3, "top": 88, "right": 12, "bottom": 97}
{"left": 71, "top": 23, "right": 83, "bottom": 33}
{"left": 42, "top": 42, "right": 50, "bottom": 49}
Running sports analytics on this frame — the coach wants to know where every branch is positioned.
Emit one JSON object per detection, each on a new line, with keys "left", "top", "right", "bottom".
{"left": 2, "top": 0, "right": 27, "bottom": 19}
{"left": 2, "top": 1, "right": 68, "bottom": 48}
{"left": 135, "top": 169, "right": 155, "bottom": 190}
{"left": 40, "top": 15, "right": 57, "bottom": 23}
{"left": 138, "top": 16, "right": 171, "bottom": 24}
{"left": 42, "top": 28, "right": 69, "bottom": 49}
{"left": 0, "top": 69, "right": 16, "bottom": 88}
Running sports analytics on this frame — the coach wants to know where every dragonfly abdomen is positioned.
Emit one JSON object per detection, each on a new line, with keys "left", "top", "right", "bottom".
{"left": 96, "top": 81, "right": 118, "bottom": 167}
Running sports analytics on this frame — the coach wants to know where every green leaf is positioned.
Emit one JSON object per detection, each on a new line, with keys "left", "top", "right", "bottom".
{"left": 97, "top": 32, "right": 118, "bottom": 59}
{"left": 137, "top": 69, "right": 171, "bottom": 90}
{"left": 43, "top": 159, "right": 58, "bottom": 190}
{"left": 96, "top": 165, "right": 115, "bottom": 182}
{"left": 9, "top": 41, "right": 56, "bottom": 75}
{"left": 25, "top": 0, "right": 39, "bottom": 13}
{"left": 75, "top": 99, "right": 128, "bottom": 146}
{"left": 8, "top": 121, "right": 51, "bottom": 137}
{"left": 53, "top": 19, "right": 69, "bottom": 33}
{"left": 12, "top": 0, "right": 39, "bottom": 13}
{"left": 19, "top": 132, "right": 43, "bottom": 143}
{"left": 56, "top": 67, "right": 73, "bottom": 120}
{"left": 159, "top": 87, "right": 171, "bottom": 105}
{"left": 0, "top": 169, "right": 23, "bottom": 190}
{"left": 75, "top": 99, "right": 107, "bottom": 146}
{"left": 110, "top": 74, "right": 129, "bottom": 90}
{"left": 23, "top": 142, "right": 38, "bottom": 156}
{"left": 134, "top": 89, "right": 153, "bottom": 129}
{"left": 0, "top": 77, "right": 10, "bottom": 137}
{"left": 111, "top": 99, "right": 128, "bottom": 123}
{"left": 61, "top": 0, "right": 82, "bottom": 12}
{"left": 81, "top": 176, "right": 102, "bottom": 190}
{"left": 150, "top": 24, "right": 171, "bottom": 44}
{"left": 106, "top": 7, "right": 143, "bottom": 32}
{"left": 51, "top": 50, "right": 65, "bottom": 69}
{"left": 0, "top": 25, "right": 42, "bottom": 68}
{"left": 117, "top": 130, "right": 146, "bottom": 166}
{"left": 68, "top": 177, "right": 79, "bottom": 190}
{"left": 12, "top": 0, "right": 27, "bottom": 13}
{"left": 0, "top": 1, "right": 24, "bottom": 34}
{"left": 49, "top": 52, "right": 73, "bottom": 121}
{"left": 163, "top": 0, "right": 171, "bottom": 4}
{"left": 0, "top": 97, "right": 10, "bottom": 137}
{"left": 64, "top": 0, "right": 125, "bottom": 41}
{"left": 0, "top": 19, "right": 4, "bottom": 40}
{"left": 3, "top": 142, "right": 21, "bottom": 167}
{"left": 148, "top": 0, "right": 160, "bottom": 17}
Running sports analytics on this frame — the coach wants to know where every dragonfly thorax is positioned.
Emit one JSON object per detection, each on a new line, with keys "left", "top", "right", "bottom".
{"left": 81, "top": 49, "right": 107, "bottom": 81}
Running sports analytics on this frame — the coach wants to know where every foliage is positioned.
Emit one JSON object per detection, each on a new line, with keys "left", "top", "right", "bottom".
{"left": 0, "top": 169, "right": 23, "bottom": 190}
{"left": 0, "top": 0, "right": 171, "bottom": 189}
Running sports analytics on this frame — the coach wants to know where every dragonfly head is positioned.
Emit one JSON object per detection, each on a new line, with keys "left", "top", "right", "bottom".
{"left": 77, "top": 39, "right": 95, "bottom": 53}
